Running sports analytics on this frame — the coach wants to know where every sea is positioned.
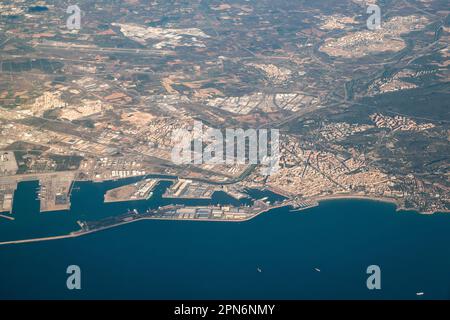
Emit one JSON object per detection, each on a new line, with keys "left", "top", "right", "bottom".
{"left": 0, "top": 178, "right": 449, "bottom": 300}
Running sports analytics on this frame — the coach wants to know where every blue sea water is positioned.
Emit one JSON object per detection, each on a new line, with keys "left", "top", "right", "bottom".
{"left": 0, "top": 179, "right": 449, "bottom": 299}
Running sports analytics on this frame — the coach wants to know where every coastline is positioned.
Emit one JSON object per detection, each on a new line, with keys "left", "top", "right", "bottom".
{"left": 0, "top": 193, "right": 448, "bottom": 247}
{"left": 313, "top": 194, "right": 401, "bottom": 208}
{"left": 311, "top": 194, "right": 450, "bottom": 215}
{"left": 0, "top": 202, "right": 292, "bottom": 246}
{"left": 3, "top": 172, "right": 447, "bottom": 215}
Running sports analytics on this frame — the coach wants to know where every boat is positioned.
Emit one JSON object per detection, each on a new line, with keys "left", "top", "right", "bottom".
{"left": 145, "top": 192, "right": 153, "bottom": 200}
{"left": 257, "top": 267, "right": 262, "bottom": 273}
{"left": 416, "top": 292, "right": 424, "bottom": 296}
{"left": 314, "top": 268, "right": 321, "bottom": 272}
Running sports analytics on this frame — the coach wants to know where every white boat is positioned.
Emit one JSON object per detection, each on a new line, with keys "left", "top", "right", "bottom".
{"left": 314, "top": 268, "right": 321, "bottom": 272}
{"left": 416, "top": 292, "right": 424, "bottom": 296}
{"left": 257, "top": 267, "right": 262, "bottom": 273}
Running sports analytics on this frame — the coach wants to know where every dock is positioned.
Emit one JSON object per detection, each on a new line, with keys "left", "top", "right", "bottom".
{"left": 0, "top": 179, "right": 18, "bottom": 214}
{"left": 104, "top": 178, "right": 160, "bottom": 203}
{"left": 38, "top": 172, "right": 75, "bottom": 212}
